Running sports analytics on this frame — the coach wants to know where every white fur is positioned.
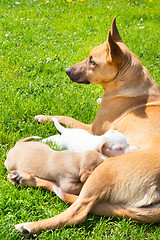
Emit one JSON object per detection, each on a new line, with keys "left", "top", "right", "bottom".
{"left": 41, "top": 118, "right": 137, "bottom": 157}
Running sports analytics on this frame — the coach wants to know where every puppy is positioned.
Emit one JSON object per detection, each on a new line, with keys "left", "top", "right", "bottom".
{"left": 41, "top": 118, "right": 137, "bottom": 157}
{"left": 5, "top": 136, "right": 106, "bottom": 195}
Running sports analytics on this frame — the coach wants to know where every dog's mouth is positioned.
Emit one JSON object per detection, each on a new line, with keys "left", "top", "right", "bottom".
{"left": 68, "top": 76, "right": 90, "bottom": 84}
{"left": 70, "top": 77, "right": 90, "bottom": 84}
{"left": 66, "top": 67, "right": 90, "bottom": 85}
{"left": 73, "top": 79, "right": 90, "bottom": 84}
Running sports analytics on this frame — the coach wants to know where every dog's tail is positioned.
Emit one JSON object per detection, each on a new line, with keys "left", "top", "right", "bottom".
{"left": 16, "top": 136, "right": 41, "bottom": 145}
{"left": 52, "top": 117, "right": 66, "bottom": 133}
{"left": 92, "top": 202, "right": 160, "bottom": 223}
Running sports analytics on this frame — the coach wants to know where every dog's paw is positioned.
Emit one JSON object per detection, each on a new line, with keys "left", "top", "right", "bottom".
{"left": 8, "top": 171, "right": 23, "bottom": 185}
{"left": 34, "top": 115, "right": 47, "bottom": 123}
{"left": 41, "top": 139, "right": 47, "bottom": 143}
{"left": 15, "top": 222, "right": 33, "bottom": 237}
{"left": 8, "top": 170, "right": 35, "bottom": 186}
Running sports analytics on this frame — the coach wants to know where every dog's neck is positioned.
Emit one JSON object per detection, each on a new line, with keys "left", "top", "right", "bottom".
{"left": 92, "top": 55, "right": 160, "bottom": 135}
{"left": 101, "top": 52, "right": 160, "bottom": 99}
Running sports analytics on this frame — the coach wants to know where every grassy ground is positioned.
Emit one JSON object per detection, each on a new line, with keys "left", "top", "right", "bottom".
{"left": 0, "top": 0, "right": 160, "bottom": 239}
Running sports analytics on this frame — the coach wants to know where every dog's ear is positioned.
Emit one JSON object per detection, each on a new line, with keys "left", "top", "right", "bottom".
{"left": 106, "top": 30, "right": 123, "bottom": 66}
{"left": 111, "top": 17, "right": 122, "bottom": 42}
{"left": 96, "top": 142, "right": 111, "bottom": 157}
{"left": 96, "top": 142, "right": 104, "bottom": 154}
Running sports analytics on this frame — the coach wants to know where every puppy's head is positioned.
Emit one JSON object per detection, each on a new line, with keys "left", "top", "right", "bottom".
{"left": 96, "top": 130, "right": 129, "bottom": 157}
{"left": 66, "top": 17, "right": 125, "bottom": 86}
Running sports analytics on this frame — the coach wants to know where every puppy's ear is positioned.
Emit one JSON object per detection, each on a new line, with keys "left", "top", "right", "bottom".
{"left": 106, "top": 30, "right": 123, "bottom": 66}
{"left": 96, "top": 142, "right": 104, "bottom": 154}
{"left": 96, "top": 142, "right": 110, "bottom": 157}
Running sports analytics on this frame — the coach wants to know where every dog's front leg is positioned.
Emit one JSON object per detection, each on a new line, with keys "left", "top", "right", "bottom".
{"left": 34, "top": 115, "right": 92, "bottom": 132}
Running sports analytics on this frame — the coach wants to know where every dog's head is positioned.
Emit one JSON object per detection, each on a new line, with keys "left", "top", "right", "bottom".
{"left": 66, "top": 17, "right": 128, "bottom": 86}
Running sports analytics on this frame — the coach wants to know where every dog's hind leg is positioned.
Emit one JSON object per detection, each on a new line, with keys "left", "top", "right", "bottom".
{"left": 14, "top": 164, "right": 110, "bottom": 236}
{"left": 8, "top": 170, "right": 57, "bottom": 192}
{"left": 34, "top": 115, "right": 92, "bottom": 133}
{"left": 15, "top": 186, "right": 99, "bottom": 237}
{"left": 53, "top": 180, "right": 160, "bottom": 223}
{"left": 8, "top": 170, "right": 79, "bottom": 203}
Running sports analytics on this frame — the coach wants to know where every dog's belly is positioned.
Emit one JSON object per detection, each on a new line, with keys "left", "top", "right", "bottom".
{"left": 106, "top": 182, "right": 160, "bottom": 208}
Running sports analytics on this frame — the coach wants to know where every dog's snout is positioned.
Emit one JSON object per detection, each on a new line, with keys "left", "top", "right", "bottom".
{"left": 66, "top": 67, "right": 71, "bottom": 76}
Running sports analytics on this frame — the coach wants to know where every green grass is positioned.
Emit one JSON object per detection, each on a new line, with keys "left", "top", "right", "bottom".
{"left": 0, "top": 0, "right": 160, "bottom": 239}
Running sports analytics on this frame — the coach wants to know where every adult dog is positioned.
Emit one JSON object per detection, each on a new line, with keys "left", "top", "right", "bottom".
{"left": 11, "top": 18, "right": 160, "bottom": 236}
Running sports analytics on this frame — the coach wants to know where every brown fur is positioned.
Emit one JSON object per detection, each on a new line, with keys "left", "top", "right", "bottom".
{"left": 5, "top": 137, "right": 105, "bottom": 195}
{"left": 7, "top": 18, "right": 160, "bottom": 236}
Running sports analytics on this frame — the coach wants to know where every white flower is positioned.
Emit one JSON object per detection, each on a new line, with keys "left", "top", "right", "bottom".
{"left": 46, "top": 57, "right": 52, "bottom": 63}
{"left": 15, "top": 2, "right": 20, "bottom": 4}
{"left": 97, "top": 98, "right": 102, "bottom": 104}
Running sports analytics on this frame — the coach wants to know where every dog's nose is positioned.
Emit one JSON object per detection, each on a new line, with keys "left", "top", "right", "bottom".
{"left": 66, "top": 67, "right": 71, "bottom": 76}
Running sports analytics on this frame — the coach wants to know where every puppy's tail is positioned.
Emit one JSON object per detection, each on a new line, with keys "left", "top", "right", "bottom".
{"left": 16, "top": 136, "right": 41, "bottom": 145}
{"left": 52, "top": 117, "right": 66, "bottom": 133}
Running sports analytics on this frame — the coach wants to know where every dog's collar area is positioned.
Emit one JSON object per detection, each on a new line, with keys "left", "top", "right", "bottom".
{"left": 105, "top": 69, "right": 119, "bottom": 84}
{"left": 112, "top": 69, "right": 119, "bottom": 81}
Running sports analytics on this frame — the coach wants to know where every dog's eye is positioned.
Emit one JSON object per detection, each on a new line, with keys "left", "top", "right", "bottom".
{"left": 89, "top": 56, "right": 96, "bottom": 66}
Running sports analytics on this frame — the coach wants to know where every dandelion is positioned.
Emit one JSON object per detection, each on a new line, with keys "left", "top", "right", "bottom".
{"left": 67, "top": 0, "right": 72, "bottom": 2}
{"left": 106, "top": 6, "right": 110, "bottom": 9}
{"left": 79, "top": 0, "right": 84, "bottom": 2}
{"left": 149, "top": 0, "right": 153, "bottom": 2}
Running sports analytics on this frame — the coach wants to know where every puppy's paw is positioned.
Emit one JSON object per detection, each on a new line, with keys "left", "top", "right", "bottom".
{"left": 8, "top": 171, "right": 22, "bottom": 185}
{"left": 15, "top": 222, "right": 33, "bottom": 237}
{"left": 41, "top": 138, "right": 48, "bottom": 144}
{"left": 8, "top": 170, "right": 36, "bottom": 187}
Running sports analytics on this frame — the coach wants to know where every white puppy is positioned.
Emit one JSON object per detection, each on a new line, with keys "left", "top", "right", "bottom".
{"left": 42, "top": 118, "right": 137, "bottom": 157}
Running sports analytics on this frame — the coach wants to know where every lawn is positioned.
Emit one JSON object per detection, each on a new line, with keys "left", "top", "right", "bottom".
{"left": 0, "top": 0, "right": 160, "bottom": 239}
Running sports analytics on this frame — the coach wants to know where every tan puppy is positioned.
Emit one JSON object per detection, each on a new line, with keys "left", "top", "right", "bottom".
{"left": 8, "top": 18, "right": 160, "bottom": 236}
{"left": 5, "top": 136, "right": 106, "bottom": 195}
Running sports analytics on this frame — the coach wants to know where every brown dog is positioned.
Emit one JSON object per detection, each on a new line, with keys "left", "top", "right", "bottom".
{"left": 8, "top": 18, "right": 160, "bottom": 236}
